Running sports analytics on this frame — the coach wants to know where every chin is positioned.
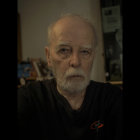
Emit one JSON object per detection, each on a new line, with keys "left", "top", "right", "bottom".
{"left": 57, "top": 78, "right": 90, "bottom": 94}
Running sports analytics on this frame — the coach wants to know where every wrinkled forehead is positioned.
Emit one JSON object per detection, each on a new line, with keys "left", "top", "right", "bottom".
{"left": 53, "top": 16, "right": 94, "bottom": 35}
{"left": 48, "top": 16, "right": 97, "bottom": 48}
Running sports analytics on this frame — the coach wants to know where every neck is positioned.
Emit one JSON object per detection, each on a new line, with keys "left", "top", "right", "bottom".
{"left": 57, "top": 85, "right": 86, "bottom": 110}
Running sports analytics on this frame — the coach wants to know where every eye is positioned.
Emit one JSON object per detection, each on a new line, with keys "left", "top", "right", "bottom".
{"left": 80, "top": 49, "right": 90, "bottom": 55}
{"left": 58, "top": 48, "right": 71, "bottom": 54}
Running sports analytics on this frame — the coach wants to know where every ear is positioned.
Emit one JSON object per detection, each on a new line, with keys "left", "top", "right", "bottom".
{"left": 45, "top": 46, "right": 52, "bottom": 67}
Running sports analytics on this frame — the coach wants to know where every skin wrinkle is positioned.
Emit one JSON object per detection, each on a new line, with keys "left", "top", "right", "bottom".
{"left": 56, "top": 41, "right": 93, "bottom": 49}
{"left": 54, "top": 42, "right": 94, "bottom": 60}
{"left": 45, "top": 15, "right": 97, "bottom": 110}
{"left": 48, "top": 15, "right": 97, "bottom": 47}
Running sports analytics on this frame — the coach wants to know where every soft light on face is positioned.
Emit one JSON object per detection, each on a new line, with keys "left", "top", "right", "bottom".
{"left": 46, "top": 16, "right": 96, "bottom": 94}
{"left": 49, "top": 42, "right": 95, "bottom": 94}
{"left": 51, "top": 44, "right": 94, "bottom": 94}
{"left": 55, "top": 41, "right": 93, "bottom": 59}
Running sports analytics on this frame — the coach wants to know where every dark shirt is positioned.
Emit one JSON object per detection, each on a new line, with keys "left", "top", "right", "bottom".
{"left": 18, "top": 79, "right": 123, "bottom": 140}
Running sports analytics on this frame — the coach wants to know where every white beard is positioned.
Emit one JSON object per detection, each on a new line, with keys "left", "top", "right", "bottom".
{"left": 52, "top": 67, "right": 90, "bottom": 94}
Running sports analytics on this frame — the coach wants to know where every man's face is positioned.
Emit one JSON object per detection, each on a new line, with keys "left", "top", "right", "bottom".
{"left": 46, "top": 17, "right": 96, "bottom": 94}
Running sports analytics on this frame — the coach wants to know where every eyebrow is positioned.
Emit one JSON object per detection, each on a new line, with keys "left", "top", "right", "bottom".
{"left": 57, "top": 41, "right": 71, "bottom": 46}
{"left": 80, "top": 45, "right": 92, "bottom": 49}
{"left": 56, "top": 41, "right": 92, "bottom": 49}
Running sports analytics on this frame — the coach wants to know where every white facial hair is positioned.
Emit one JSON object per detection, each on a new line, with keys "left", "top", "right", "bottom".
{"left": 52, "top": 67, "right": 91, "bottom": 94}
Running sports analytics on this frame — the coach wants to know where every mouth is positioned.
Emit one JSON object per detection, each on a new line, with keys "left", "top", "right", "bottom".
{"left": 67, "top": 75, "right": 84, "bottom": 79}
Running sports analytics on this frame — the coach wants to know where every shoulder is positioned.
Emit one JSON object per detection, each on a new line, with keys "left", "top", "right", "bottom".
{"left": 90, "top": 80, "right": 122, "bottom": 90}
{"left": 17, "top": 79, "right": 56, "bottom": 111}
{"left": 89, "top": 80, "right": 123, "bottom": 98}
{"left": 18, "top": 80, "right": 41, "bottom": 95}
{"left": 17, "top": 79, "right": 55, "bottom": 98}
{"left": 88, "top": 81, "right": 123, "bottom": 112}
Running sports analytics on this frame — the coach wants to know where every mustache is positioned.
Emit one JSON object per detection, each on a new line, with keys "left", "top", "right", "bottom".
{"left": 64, "top": 68, "right": 86, "bottom": 78}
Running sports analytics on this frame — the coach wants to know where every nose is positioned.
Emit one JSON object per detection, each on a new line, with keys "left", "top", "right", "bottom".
{"left": 69, "top": 52, "right": 81, "bottom": 68}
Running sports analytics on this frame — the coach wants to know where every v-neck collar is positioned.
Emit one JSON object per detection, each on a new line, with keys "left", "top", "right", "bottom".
{"left": 42, "top": 79, "right": 99, "bottom": 126}
{"left": 51, "top": 79, "right": 93, "bottom": 115}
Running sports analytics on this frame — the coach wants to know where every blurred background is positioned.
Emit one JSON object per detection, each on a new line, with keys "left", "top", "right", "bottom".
{"left": 17, "top": 0, "right": 123, "bottom": 89}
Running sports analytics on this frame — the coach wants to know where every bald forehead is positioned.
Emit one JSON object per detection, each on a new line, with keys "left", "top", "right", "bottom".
{"left": 48, "top": 15, "right": 97, "bottom": 47}
{"left": 53, "top": 16, "right": 94, "bottom": 33}
{"left": 55, "top": 16, "right": 90, "bottom": 26}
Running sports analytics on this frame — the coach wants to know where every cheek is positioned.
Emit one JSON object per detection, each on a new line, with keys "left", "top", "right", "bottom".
{"left": 82, "top": 59, "right": 94, "bottom": 73}
{"left": 51, "top": 55, "right": 68, "bottom": 73}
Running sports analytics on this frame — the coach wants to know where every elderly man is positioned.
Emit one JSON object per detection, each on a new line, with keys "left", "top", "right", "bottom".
{"left": 18, "top": 14, "right": 123, "bottom": 140}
